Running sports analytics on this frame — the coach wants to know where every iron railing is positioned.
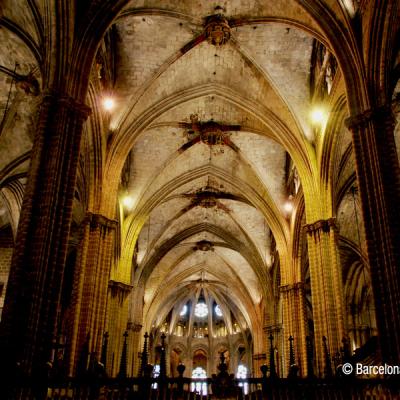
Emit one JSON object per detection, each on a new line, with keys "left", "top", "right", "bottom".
{"left": 6, "top": 376, "right": 400, "bottom": 400}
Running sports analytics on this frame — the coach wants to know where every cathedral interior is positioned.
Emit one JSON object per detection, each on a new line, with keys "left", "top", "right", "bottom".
{"left": 0, "top": 0, "right": 400, "bottom": 399}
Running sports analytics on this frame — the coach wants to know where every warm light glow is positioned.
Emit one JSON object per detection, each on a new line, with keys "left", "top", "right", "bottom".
{"left": 343, "top": 0, "right": 357, "bottom": 17}
{"left": 283, "top": 195, "right": 294, "bottom": 213}
{"left": 122, "top": 195, "right": 134, "bottom": 210}
{"left": 310, "top": 107, "right": 327, "bottom": 124}
{"left": 103, "top": 97, "right": 115, "bottom": 111}
{"left": 283, "top": 201, "right": 293, "bottom": 213}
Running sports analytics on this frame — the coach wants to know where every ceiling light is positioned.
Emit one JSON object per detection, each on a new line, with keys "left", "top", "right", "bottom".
{"left": 122, "top": 195, "right": 134, "bottom": 210}
{"left": 310, "top": 107, "right": 327, "bottom": 125}
{"left": 283, "top": 195, "right": 294, "bottom": 213}
{"left": 103, "top": 97, "right": 115, "bottom": 111}
{"left": 284, "top": 202, "right": 293, "bottom": 213}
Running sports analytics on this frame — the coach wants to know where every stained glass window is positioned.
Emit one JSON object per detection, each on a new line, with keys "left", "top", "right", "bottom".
{"left": 237, "top": 364, "right": 248, "bottom": 395}
{"left": 191, "top": 367, "right": 207, "bottom": 395}
{"left": 194, "top": 302, "right": 208, "bottom": 318}
{"left": 180, "top": 304, "right": 187, "bottom": 316}
{"left": 215, "top": 304, "right": 223, "bottom": 317}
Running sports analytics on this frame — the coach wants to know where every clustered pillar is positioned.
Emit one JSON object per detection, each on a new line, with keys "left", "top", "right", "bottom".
{"left": 280, "top": 282, "right": 307, "bottom": 377}
{"left": 105, "top": 281, "right": 132, "bottom": 376}
{"left": 305, "top": 218, "right": 345, "bottom": 377}
{"left": 346, "top": 106, "right": 400, "bottom": 366}
{"left": 0, "top": 93, "right": 91, "bottom": 378}
{"left": 68, "top": 212, "right": 116, "bottom": 375}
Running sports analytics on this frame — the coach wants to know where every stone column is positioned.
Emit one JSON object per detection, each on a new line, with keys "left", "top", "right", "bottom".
{"left": 280, "top": 282, "right": 307, "bottom": 377}
{"left": 305, "top": 218, "right": 345, "bottom": 377}
{"left": 68, "top": 212, "right": 117, "bottom": 375}
{"left": 105, "top": 280, "right": 132, "bottom": 376}
{"left": 0, "top": 93, "right": 90, "bottom": 378}
{"left": 346, "top": 106, "right": 400, "bottom": 365}
{"left": 128, "top": 322, "right": 142, "bottom": 377}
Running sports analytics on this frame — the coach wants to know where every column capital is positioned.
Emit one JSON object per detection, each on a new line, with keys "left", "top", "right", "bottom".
{"left": 41, "top": 91, "right": 92, "bottom": 120}
{"left": 263, "top": 324, "right": 281, "bottom": 335}
{"left": 127, "top": 322, "right": 143, "bottom": 333}
{"left": 108, "top": 279, "right": 133, "bottom": 293}
{"left": 304, "top": 218, "right": 336, "bottom": 235}
{"left": 85, "top": 212, "right": 117, "bottom": 230}
{"left": 279, "top": 282, "right": 304, "bottom": 293}
{"left": 345, "top": 104, "right": 394, "bottom": 131}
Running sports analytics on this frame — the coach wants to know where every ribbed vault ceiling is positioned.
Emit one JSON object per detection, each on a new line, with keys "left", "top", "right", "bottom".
{"left": 111, "top": 2, "right": 317, "bottom": 335}
{"left": 0, "top": 0, "right": 351, "bottom": 339}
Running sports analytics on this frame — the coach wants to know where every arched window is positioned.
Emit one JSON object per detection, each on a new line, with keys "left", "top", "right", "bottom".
{"left": 194, "top": 302, "right": 208, "bottom": 318}
{"left": 152, "top": 364, "right": 160, "bottom": 389}
{"left": 237, "top": 364, "right": 249, "bottom": 395}
{"left": 191, "top": 367, "right": 207, "bottom": 395}
{"left": 215, "top": 304, "right": 223, "bottom": 317}
{"left": 180, "top": 304, "right": 187, "bottom": 316}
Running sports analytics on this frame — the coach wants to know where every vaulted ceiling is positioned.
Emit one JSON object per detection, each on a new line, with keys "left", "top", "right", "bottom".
{"left": 1, "top": 0, "right": 385, "bottom": 343}
{"left": 111, "top": 2, "right": 318, "bottom": 336}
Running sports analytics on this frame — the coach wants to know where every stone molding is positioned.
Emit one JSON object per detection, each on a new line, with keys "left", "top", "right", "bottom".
{"left": 263, "top": 324, "right": 281, "bottom": 334}
{"left": 108, "top": 279, "right": 133, "bottom": 293}
{"left": 127, "top": 322, "right": 143, "bottom": 332}
{"left": 279, "top": 282, "right": 304, "bottom": 293}
{"left": 41, "top": 91, "right": 92, "bottom": 120}
{"left": 85, "top": 212, "right": 118, "bottom": 229}
{"left": 345, "top": 104, "right": 394, "bottom": 131}
{"left": 252, "top": 353, "right": 267, "bottom": 361}
{"left": 304, "top": 218, "right": 336, "bottom": 235}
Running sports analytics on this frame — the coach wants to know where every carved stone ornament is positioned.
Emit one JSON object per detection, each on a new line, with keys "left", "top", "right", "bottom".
{"left": 194, "top": 240, "right": 214, "bottom": 252}
{"left": 180, "top": 114, "right": 240, "bottom": 151}
{"left": 204, "top": 14, "right": 231, "bottom": 46}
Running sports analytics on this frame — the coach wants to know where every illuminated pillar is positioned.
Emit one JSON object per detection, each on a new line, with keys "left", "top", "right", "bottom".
{"left": 68, "top": 212, "right": 117, "bottom": 375}
{"left": 0, "top": 94, "right": 90, "bottom": 378}
{"left": 305, "top": 218, "right": 344, "bottom": 377}
{"left": 346, "top": 107, "right": 400, "bottom": 365}
{"left": 105, "top": 280, "right": 132, "bottom": 376}
{"left": 280, "top": 282, "right": 307, "bottom": 377}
